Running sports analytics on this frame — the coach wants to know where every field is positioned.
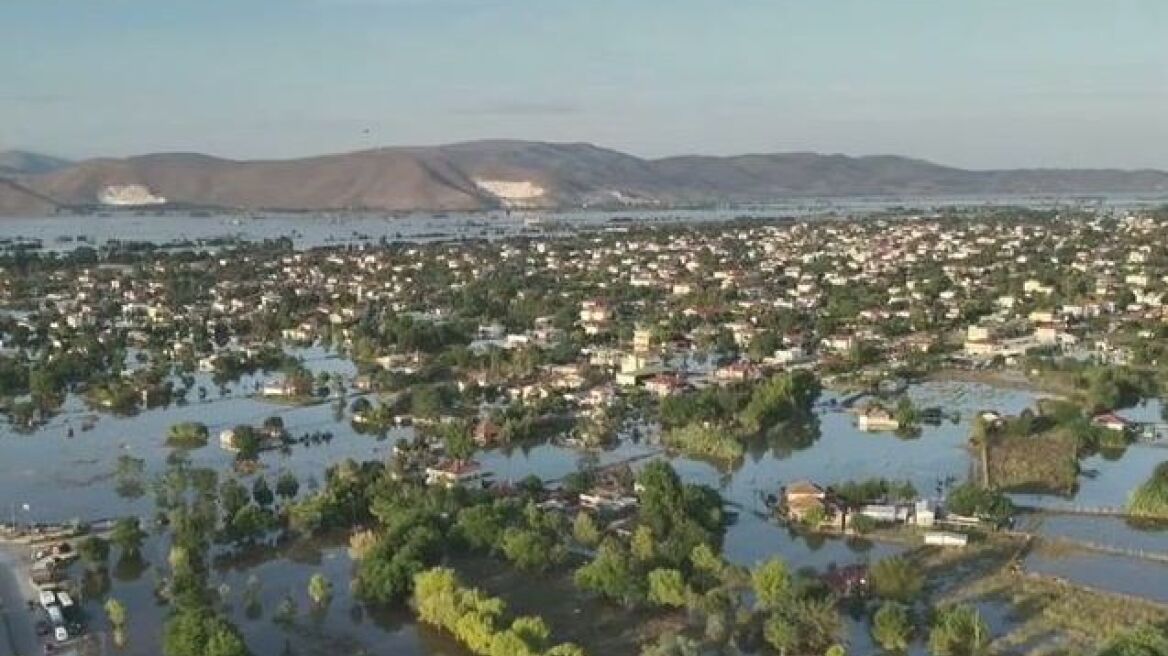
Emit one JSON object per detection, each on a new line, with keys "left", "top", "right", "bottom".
{"left": 985, "top": 429, "right": 1080, "bottom": 495}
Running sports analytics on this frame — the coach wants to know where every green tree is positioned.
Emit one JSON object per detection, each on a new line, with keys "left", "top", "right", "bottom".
{"left": 574, "top": 538, "right": 644, "bottom": 607}
{"left": 219, "top": 478, "right": 250, "bottom": 520}
{"left": 275, "top": 471, "right": 300, "bottom": 501}
{"left": 111, "top": 517, "right": 148, "bottom": 558}
{"left": 572, "top": 512, "right": 601, "bottom": 548}
{"left": 647, "top": 568, "right": 690, "bottom": 608}
{"left": 252, "top": 476, "right": 274, "bottom": 508}
{"left": 752, "top": 557, "right": 793, "bottom": 609}
{"left": 230, "top": 425, "right": 262, "bottom": 462}
{"left": 631, "top": 525, "right": 657, "bottom": 563}
{"left": 106, "top": 597, "right": 128, "bottom": 646}
{"left": 929, "top": 605, "right": 989, "bottom": 656}
{"left": 501, "top": 527, "right": 564, "bottom": 573}
{"left": 763, "top": 597, "right": 841, "bottom": 656}
{"left": 455, "top": 503, "right": 508, "bottom": 553}
{"left": 307, "top": 573, "right": 332, "bottom": 607}
{"left": 872, "top": 602, "right": 913, "bottom": 652}
{"left": 79, "top": 535, "right": 111, "bottom": 567}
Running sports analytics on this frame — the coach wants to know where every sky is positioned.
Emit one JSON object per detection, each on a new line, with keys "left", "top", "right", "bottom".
{"left": 2, "top": 0, "right": 1167, "bottom": 169}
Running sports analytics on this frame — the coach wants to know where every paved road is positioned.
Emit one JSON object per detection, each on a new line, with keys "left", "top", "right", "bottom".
{"left": 0, "top": 547, "right": 38, "bottom": 656}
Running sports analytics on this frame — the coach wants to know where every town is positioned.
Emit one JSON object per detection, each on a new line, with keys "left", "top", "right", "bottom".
{"left": 1, "top": 205, "right": 1167, "bottom": 656}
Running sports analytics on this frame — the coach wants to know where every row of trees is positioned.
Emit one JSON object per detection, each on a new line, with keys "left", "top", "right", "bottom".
{"left": 413, "top": 567, "right": 584, "bottom": 656}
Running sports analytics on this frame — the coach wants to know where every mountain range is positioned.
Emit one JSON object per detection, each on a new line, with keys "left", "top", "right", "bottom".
{"left": 1, "top": 140, "right": 1167, "bottom": 215}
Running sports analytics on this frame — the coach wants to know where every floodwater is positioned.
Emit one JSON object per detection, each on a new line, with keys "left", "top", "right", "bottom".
{"left": 5, "top": 352, "right": 1166, "bottom": 654}
{"left": 2, "top": 191, "right": 1165, "bottom": 252}
{"left": 3, "top": 204, "right": 1168, "bottom": 652}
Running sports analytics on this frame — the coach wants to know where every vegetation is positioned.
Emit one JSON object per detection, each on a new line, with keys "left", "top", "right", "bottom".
{"left": 946, "top": 483, "right": 1014, "bottom": 525}
{"left": 869, "top": 556, "right": 924, "bottom": 603}
{"left": 832, "top": 478, "right": 917, "bottom": 507}
{"left": 872, "top": 602, "right": 914, "bottom": 652}
{"left": 106, "top": 597, "right": 129, "bottom": 647}
{"left": 413, "top": 567, "right": 584, "bottom": 656}
{"left": 928, "top": 605, "right": 989, "bottom": 656}
{"left": 662, "top": 422, "right": 744, "bottom": 462}
{"left": 1098, "top": 625, "right": 1168, "bottom": 656}
{"left": 1128, "top": 461, "right": 1168, "bottom": 519}
{"left": 657, "top": 371, "right": 820, "bottom": 463}
{"left": 166, "top": 421, "right": 210, "bottom": 448}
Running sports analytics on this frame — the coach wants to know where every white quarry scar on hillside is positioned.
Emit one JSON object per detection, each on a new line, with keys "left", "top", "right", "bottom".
{"left": 473, "top": 179, "right": 546, "bottom": 202}
{"left": 99, "top": 184, "right": 167, "bottom": 206}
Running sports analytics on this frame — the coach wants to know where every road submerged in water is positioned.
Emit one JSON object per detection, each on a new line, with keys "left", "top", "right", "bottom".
{"left": 0, "top": 545, "right": 38, "bottom": 656}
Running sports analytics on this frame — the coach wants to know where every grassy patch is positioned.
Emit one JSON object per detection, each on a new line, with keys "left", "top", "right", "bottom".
{"left": 985, "top": 429, "right": 1079, "bottom": 495}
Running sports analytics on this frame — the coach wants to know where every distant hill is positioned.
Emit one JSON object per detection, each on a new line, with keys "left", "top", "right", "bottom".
{"left": 0, "top": 150, "right": 71, "bottom": 177}
{"left": 2, "top": 140, "right": 1167, "bottom": 215}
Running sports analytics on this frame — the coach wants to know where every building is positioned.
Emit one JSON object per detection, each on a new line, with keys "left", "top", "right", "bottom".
{"left": 425, "top": 460, "right": 490, "bottom": 487}
{"left": 782, "top": 480, "right": 830, "bottom": 523}
{"left": 1091, "top": 412, "right": 1132, "bottom": 433}
{"left": 924, "top": 531, "right": 969, "bottom": 547}
{"left": 857, "top": 405, "right": 900, "bottom": 432}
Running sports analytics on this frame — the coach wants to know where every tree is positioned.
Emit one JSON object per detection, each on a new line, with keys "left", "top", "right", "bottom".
{"left": 870, "top": 556, "right": 924, "bottom": 602}
{"left": 752, "top": 557, "right": 793, "bottom": 609}
{"left": 872, "top": 602, "right": 913, "bottom": 652}
{"left": 111, "top": 517, "right": 148, "bottom": 558}
{"left": 501, "top": 527, "right": 564, "bottom": 573}
{"left": 574, "top": 538, "right": 644, "bottom": 607}
{"left": 647, "top": 568, "right": 690, "bottom": 608}
{"left": 572, "top": 512, "right": 601, "bottom": 548}
{"left": 946, "top": 484, "right": 1014, "bottom": 525}
{"left": 509, "top": 615, "right": 550, "bottom": 652}
{"left": 252, "top": 476, "right": 274, "bottom": 508}
{"left": 275, "top": 471, "right": 300, "bottom": 500}
{"left": 763, "top": 597, "right": 841, "bottom": 656}
{"left": 219, "top": 478, "right": 250, "bottom": 520}
{"left": 929, "top": 605, "right": 989, "bottom": 656}
{"left": 164, "top": 608, "right": 251, "bottom": 656}
{"left": 229, "top": 505, "right": 272, "bottom": 543}
{"left": 307, "top": 573, "right": 332, "bottom": 607}
{"left": 631, "top": 525, "right": 657, "bottom": 563}
{"left": 106, "top": 597, "right": 128, "bottom": 646}
{"left": 79, "top": 535, "right": 110, "bottom": 567}
{"left": 231, "top": 425, "right": 262, "bottom": 462}
{"left": 442, "top": 421, "right": 476, "bottom": 462}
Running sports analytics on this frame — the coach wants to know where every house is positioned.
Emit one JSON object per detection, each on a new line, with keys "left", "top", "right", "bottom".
{"left": 855, "top": 504, "right": 910, "bottom": 524}
{"left": 857, "top": 405, "right": 900, "bottom": 432}
{"left": 644, "top": 374, "right": 688, "bottom": 397}
{"left": 713, "top": 361, "right": 760, "bottom": 383}
{"left": 425, "top": 460, "right": 490, "bottom": 487}
{"left": 913, "top": 499, "right": 937, "bottom": 527}
{"left": 1091, "top": 412, "right": 1132, "bottom": 433}
{"left": 782, "top": 480, "right": 830, "bottom": 523}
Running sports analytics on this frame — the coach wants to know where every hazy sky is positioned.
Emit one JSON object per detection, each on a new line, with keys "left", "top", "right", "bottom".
{"left": 3, "top": 0, "right": 1167, "bottom": 168}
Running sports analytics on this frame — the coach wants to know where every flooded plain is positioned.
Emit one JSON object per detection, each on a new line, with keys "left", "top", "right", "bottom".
{"left": 3, "top": 349, "right": 1166, "bottom": 654}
